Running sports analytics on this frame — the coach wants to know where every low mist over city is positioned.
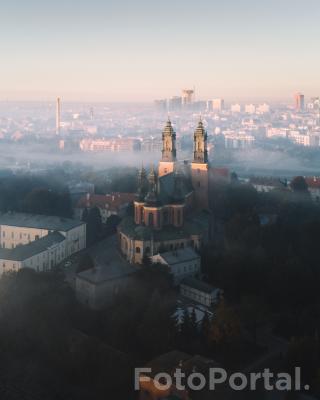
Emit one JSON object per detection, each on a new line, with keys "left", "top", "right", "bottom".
{"left": 1, "top": 1, "right": 320, "bottom": 400}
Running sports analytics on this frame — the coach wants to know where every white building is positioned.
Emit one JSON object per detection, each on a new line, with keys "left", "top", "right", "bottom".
{"left": 211, "top": 98, "right": 225, "bottom": 112}
{"left": 151, "top": 247, "right": 200, "bottom": 284}
{"left": 225, "top": 133, "right": 255, "bottom": 149}
{"left": 288, "top": 131, "right": 317, "bottom": 147}
{"left": 0, "top": 232, "right": 66, "bottom": 275}
{"left": 256, "top": 103, "right": 270, "bottom": 114}
{"left": 245, "top": 104, "right": 256, "bottom": 114}
{"left": 0, "top": 212, "right": 86, "bottom": 257}
{"left": 266, "top": 128, "right": 289, "bottom": 138}
{"left": 250, "top": 177, "right": 285, "bottom": 192}
{"left": 180, "top": 277, "right": 222, "bottom": 307}
{"left": 231, "top": 104, "right": 241, "bottom": 113}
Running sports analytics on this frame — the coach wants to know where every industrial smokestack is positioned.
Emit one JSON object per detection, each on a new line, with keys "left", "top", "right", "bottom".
{"left": 56, "top": 97, "right": 61, "bottom": 135}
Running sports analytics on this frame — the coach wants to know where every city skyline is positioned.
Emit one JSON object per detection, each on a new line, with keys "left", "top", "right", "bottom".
{"left": 1, "top": 0, "right": 320, "bottom": 101}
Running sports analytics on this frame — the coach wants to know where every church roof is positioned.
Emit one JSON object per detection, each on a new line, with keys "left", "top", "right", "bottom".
{"left": 163, "top": 119, "right": 175, "bottom": 137}
{"left": 194, "top": 119, "right": 207, "bottom": 137}
{"left": 119, "top": 214, "right": 209, "bottom": 241}
{"left": 158, "top": 172, "right": 193, "bottom": 204}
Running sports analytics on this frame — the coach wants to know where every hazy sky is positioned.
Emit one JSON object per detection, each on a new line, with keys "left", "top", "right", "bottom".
{"left": 1, "top": 0, "right": 320, "bottom": 102}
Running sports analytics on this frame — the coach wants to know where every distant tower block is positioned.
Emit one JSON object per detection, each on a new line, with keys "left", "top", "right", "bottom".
{"left": 90, "top": 107, "right": 94, "bottom": 120}
{"left": 182, "top": 89, "right": 194, "bottom": 105}
{"left": 56, "top": 97, "right": 61, "bottom": 135}
{"left": 294, "top": 92, "right": 305, "bottom": 111}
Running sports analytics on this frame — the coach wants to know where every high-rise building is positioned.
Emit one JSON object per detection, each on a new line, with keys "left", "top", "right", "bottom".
{"left": 311, "top": 97, "right": 320, "bottom": 110}
{"left": 231, "top": 104, "right": 241, "bottom": 113}
{"left": 56, "top": 97, "right": 61, "bottom": 135}
{"left": 168, "top": 96, "right": 182, "bottom": 111}
{"left": 245, "top": 104, "right": 256, "bottom": 114}
{"left": 257, "top": 103, "right": 270, "bottom": 114}
{"left": 294, "top": 92, "right": 305, "bottom": 111}
{"left": 182, "top": 89, "right": 194, "bottom": 105}
{"left": 212, "top": 98, "right": 225, "bottom": 111}
{"left": 154, "top": 99, "right": 167, "bottom": 111}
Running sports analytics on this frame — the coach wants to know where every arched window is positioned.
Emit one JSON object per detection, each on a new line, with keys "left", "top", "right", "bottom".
{"left": 135, "top": 247, "right": 141, "bottom": 254}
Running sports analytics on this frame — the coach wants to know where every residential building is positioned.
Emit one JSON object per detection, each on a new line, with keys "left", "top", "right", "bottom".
{"left": 231, "top": 103, "right": 241, "bottom": 113}
{"left": 249, "top": 177, "right": 286, "bottom": 192}
{"left": 305, "top": 177, "right": 320, "bottom": 202}
{"left": 0, "top": 212, "right": 86, "bottom": 257}
{"left": 225, "top": 133, "right": 255, "bottom": 149}
{"left": 0, "top": 232, "right": 66, "bottom": 275}
{"left": 245, "top": 104, "right": 256, "bottom": 114}
{"left": 75, "top": 192, "right": 135, "bottom": 222}
{"left": 79, "top": 138, "right": 141, "bottom": 152}
{"left": 180, "top": 277, "right": 222, "bottom": 307}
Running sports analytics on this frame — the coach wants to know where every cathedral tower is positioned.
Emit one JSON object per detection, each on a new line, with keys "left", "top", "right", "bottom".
{"left": 158, "top": 119, "right": 177, "bottom": 177}
{"left": 191, "top": 119, "right": 209, "bottom": 210}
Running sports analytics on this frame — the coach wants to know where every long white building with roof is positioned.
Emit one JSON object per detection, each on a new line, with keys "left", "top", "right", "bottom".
{"left": 0, "top": 212, "right": 86, "bottom": 275}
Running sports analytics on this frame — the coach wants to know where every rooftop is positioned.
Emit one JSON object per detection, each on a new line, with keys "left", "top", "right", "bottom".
{"left": 0, "top": 232, "right": 65, "bottom": 261}
{"left": 0, "top": 212, "right": 85, "bottom": 231}
{"left": 305, "top": 176, "right": 320, "bottom": 189}
{"left": 144, "top": 350, "right": 219, "bottom": 379}
{"left": 119, "top": 213, "right": 208, "bottom": 242}
{"left": 76, "top": 192, "right": 135, "bottom": 211}
{"left": 158, "top": 247, "right": 200, "bottom": 266}
{"left": 77, "top": 262, "right": 134, "bottom": 284}
{"left": 181, "top": 277, "right": 218, "bottom": 295}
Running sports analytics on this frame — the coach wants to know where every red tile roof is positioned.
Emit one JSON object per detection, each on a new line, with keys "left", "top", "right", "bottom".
{"left": 76, "top": 193, "right": 135, "bottom": 212}
{"left": 305, "top": 177, "right": 320, "bottom": 189}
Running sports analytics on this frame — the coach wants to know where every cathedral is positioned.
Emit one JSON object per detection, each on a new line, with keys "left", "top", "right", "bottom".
{"left": 118, "top": 119, "right": 228, "bottom": 264}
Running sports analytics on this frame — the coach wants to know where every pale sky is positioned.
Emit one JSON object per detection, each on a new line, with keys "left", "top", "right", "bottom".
{"left": 1, "top": 0, "right": 320, "bottom": 102}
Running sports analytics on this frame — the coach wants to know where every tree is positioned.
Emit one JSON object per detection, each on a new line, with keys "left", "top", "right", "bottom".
{"left": 290, "top": 176, "right": 309, "bottom": 193}
{"left": 136, "top": 290, "right": 177, "bottom": 359}
{"left": 200, "top": 311, "right": 211, "bottom": 342}
{"left": 81, "top": 207, "right": 89, "bottom": 222}
{"left": 208, "top": 301, "right": 241, "bottom": 346}
{"left": 86, "top": 207, "right": 102, "bottom": 245}
{"left": 190, "top": 308, "right": 198, "bottom": 340}
{"left": 239, "top": 296, "right": 268, "bottom": 344}
{"left": 22, "top": 188, "right": 73, "bottom": 217}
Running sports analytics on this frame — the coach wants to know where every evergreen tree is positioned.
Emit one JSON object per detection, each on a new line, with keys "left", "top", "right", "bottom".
{"left": 81, "top": 207, "right": 89, "bottom": 222}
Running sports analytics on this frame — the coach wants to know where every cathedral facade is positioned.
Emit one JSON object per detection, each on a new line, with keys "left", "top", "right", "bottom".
{"left": 118, "top": 119, "right": 223, "bottom": 264}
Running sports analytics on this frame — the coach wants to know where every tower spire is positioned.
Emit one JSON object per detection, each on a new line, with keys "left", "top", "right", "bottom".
{"left": 161, "top": 119, "right": 177, "bottom": 162}
{"left": 193, "top": 119, "right": 208, "bottom": 164}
